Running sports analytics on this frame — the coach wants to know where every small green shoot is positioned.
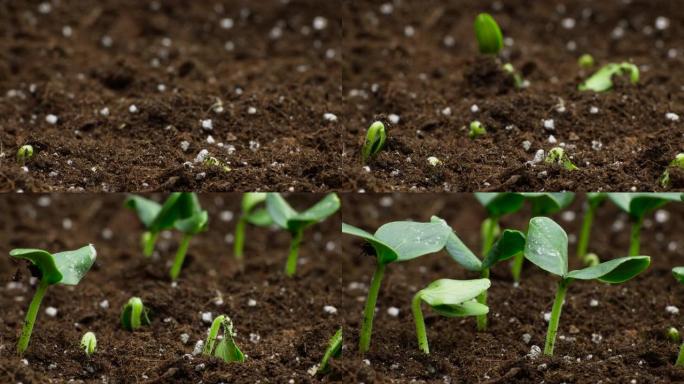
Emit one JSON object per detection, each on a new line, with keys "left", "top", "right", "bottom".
{"left": 362, "top": 121, "right": 386, "bottom": 163}
{"left": 317, "top": 328, "right": 342, "bottom": 374}
{"left": 342, "top": 219, "right": 451, "bottom": 353}
{"left": 672, "top": 267, "right": 684, "bottom": 366}
{"left": 412, "top": 279, "right": 490, "bottom": 353}
{"left": 525, "top": 217, "right": 650, "bottom": 355}
{"left": 607, "top": 193, "right": 682, "bottom": 256}
{"left": 502, "top": 63, "right": 524, "bottom": 88}
{"left": 234, "top": 193, "right": 272, "bottom": 261}
{"left": 659, "top": 153, "right": 684, "bottom": 188}
{"left": 120, "top": 297, "right": 151, "bottom": 331}
{"left": 266, "top": 193, "right": 340, "bottom": 277}
{"left": 474, "top": 13, "right": 503, "bottom": 55}
{"left": 81, "top": 331, "right": 97, "bottom": 357}
{"left": 668, "top": 327, "right": 681, "bottom": 343}
{"left": 576, "top": 193, "right": 607, "bottom": 265}
{"left": 578, "top": 54, "right": 595, "bottom": 69}
{"left": 202, "top": 315, "right": 245, "bottom": 363}
{"left": 16, "top": 145, "right": 33, "bottom": 164}
{"left": 578, "top": 62, "right": 639, "bottom": 92}
{"left": 9, "top": 245, "right": 97, "bottom": 354}
{"left": 468, "top": 121, "right": 487, "bottom": 139}
{"left": 545, "top": 147, "right": 579, "bottom": 171}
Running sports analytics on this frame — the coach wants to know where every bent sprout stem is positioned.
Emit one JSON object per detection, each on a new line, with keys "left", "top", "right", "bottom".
{"left": 544, "top": 279, "right": 570, "bottom": 356}
{"left": 17, "top": 279, "right": 49, "bottom": 355}
{"left": 629, "top": 216, "right": 643, "bottom": 256}
{"left": 285, "top": 229, "right": 304, "bottom": 277}
{"left": 233, "top": 217, "right": 247, "bottom": 261}
{"left": 359, "top": 262, "right": 386, "bottom": 353}
{"left": 477, "top": 218, "right": 498, "bottom": 331}
{"left": 411, "top": 292, "right": 429, "bottom": 354}
{"left": 170, "top": 234, "right": 192, "bottom": 280}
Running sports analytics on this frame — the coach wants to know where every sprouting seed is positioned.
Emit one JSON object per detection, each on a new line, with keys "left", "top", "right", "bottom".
{"left": 81, "top": 332, "right": 97, "bottom": 357}
{"left": 202, "top": 315, "right": 245, "bottom": 363}
{"left": 317, "top": 328, "right": 342, "bottom": 374}
{"left": 659, "top": 153, "right": 684, "bottom": 188}
{"left": 502, "top": 63, "right": 524, "bottom": 88}
{"left": 545, "top": 147, "right": 578, "bottom": 171}
{"left": 579, "top": 62, "right": 639, "bottom": 92}
{"left": 578, "top": 54, "right": 595, "bottom": 69}
{"left": 16, "top": 145, "right": 34, "bottom": 164}
{"left": 362, "top": 121, "right": 386, "bottom": 162}
{"left": 468, "top": 121, "right": 486, "bottom": 139}
{"left": 234, "top": 193, "right": 272, "bottom": 261}
{"left": 120, "top": 297, "right": 151, "bottom": 331}
{"left": 474, "top": 13, "right": 503, "bottom": 55}
{"left": 667, "top": 327, "right": 681, "bottom": 343}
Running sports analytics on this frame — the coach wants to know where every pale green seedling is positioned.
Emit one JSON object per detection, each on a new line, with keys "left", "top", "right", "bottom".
{"left": 16, "top": 145, "right": 33, "bottom": 164}
{"left": 545, "top": 147, "right": 579, "bottom": 171}
{"left": 578, "top": 54, "right": 595, "bottom": 69}
{"left": 81, "top": 331, "right": 97, "bottom": 357}
{"left": 578, "top": 62, "right": 639, "bottom": 92}
{"left": 468, "top": 121, "right": 486, "bottom": 139}
{"left": 671, "top": 267, "right": 684, "bottom": 367}
{"left": 660, "top": 153, "right": 684, "bottom": 188}
{"left": 234, "top": 193, "right": 272, "bottom": 261}
{"left": 120, "top": 297, "right": 151, "bottom": 331}
{"left": 362, "top": 121, "right": 386, "bottom": 162}
{"left": 317, "top": 328, "right": 342, "bottom": 374}
{"left": 203, "top": 315, "right": 245, "bottom": 363}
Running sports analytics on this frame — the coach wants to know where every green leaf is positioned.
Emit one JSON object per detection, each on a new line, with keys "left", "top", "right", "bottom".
{"left": 418, "top": 278, "right": 490, "bottom": 316}
{"left": 474, "top": 13, "right": 503, "bottom": 55}
{"left": 288, "top": 193, "right": 340, "bottom": 232}
{"left": 206, "top": 315, "right": 244, "bottom": 363}
{"left": 318, "top": 328, "right": 343, "bottom": 374}
{"left": 341, "top": 223, "right": 398, "bottom": 265}
{"left": 437, "top": 217, "right": 482, "bottom": 272}
{"left": 520, "top": 193, "right": 575, "bottom": 215}
{"left": 567, "top": 256, "right": 650, "bottom": 283}
{"left": 673, "top": 267, "right": 684, "bottom": 284}
{"left": 474, "top": 193, "right": 526, "bottom": 218}
{"left": 607, "top": 193, "right": 682, "bottom": 219}
{"left": 587, "top": 192, "right": 607, "bottom": 207}
{"left": 52, "top": 245, "right": 98, "bottom": 285}
{"left": 245, "top": 208, "right": 272, "bottom": 226}
{"left": 265, "top": 193, "right": 298, "bottom": 229}
{"left": 174, "top": 210, "right": 209, "bottom": 234}
{"left": 124, "top": 196, "right": 162, "bottom": 228}
{"left": 241, "top": 192, "right": 268, "bottom": 214}
{"left": 579, "top": 62, "right": 640, "bottom": 92}
{"left": 214, "top": 338, "right": 245, "bottom": 363}
{"left": 482, "top": 229, "right": 526, "bottom": 269}
{"left": 362, "top": 121, "right": 386, "bottom": 162}
{"left": 431, "top": 300, "right": 490, "bottom": 318}
{"left": 9, "top": 248, "right": 63, "bottom": 284}
{"left": 524, "top": 217, "right": 568, "bottom": 277}
{"left": 147, "top": 193, "right": 185, "bottom": 232}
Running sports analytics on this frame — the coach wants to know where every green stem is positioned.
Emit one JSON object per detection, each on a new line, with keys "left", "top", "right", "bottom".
{"left": 285, "top": 229, "right": 304, "bottom": 277}
{"left": 476, "top": 268, "right": 490, "bottom": 331}
{"left": 234, "top": 218, "right": 247, "bottom": 261}
{"left": 17, "top": 279, "right": 49, "bottom": 355}
{"left": 412, "top": 292, "right": 429, "bottom": 354}
{"left": 511, "top": 253, "right": 523, "bottom": 283}
{"left": 170, "top": 233, "right": 192, "bottom": 280}
{"left": 576, "top": 204, "right": 596, "bottom": 262}
{"left": 359, "top": 262, "right": 386, "bottom": 353}
{"left": 676, "top": 341, "right": 684, "bottom": 367}
{"left": 477, "top": 217, "right": 498, "bottom": 331}
{"left": 544, "top": 279, "right": 570, "bottom": 356}
{"left": 143, "top": 231, "right": 158, "bottom": 257}
{"left": 629, "top": 216, "right": 643, "bottom": 256}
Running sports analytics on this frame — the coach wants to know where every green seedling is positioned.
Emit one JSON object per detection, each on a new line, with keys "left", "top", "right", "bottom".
{"left": 234, "top": 192, "right": 272, "bottom": 261}
{"left": 81, "top": 331, "right": 97, "bottom": 357}
{"left": 9, "top": 245, "right": 97, "bottom": 354}
{"left": 362, "top": 121, "right": 386, "bottom": 162}
{"left": 412, "top": 279, "right": 490, "bottom": 353}
{"left": 668, "top": 327, "right": 681, "bottom": 344}
{"left": 474, "top": 13, "right": 503, "bottom": 55}
{"left": 266, "top": 193, "right": 340, "bottom": 277}
{"left": 468, "top": 121, "right": 487, "bottom": 139}
{"left": 16, "top": 145, "right": 33, "bottom": 164}
{"left": 502, "top": 63, "right": 524, "bottom": 88}
{"left": 576, "top": 193, "right": 607, "bottom": 266}
{"left": 525, "top": 217, "right": 650, "bottom": 355}
{"left": 439, "top": 213, "right": 525, "bottom": 331}
{"left": 607, "top": 193, "right": 682, "bottom": 256}
{"left": 545, "top": 147, "right": 579, "bottom": 171}
{"left": 660, "top": 153, "right": 684, "bottom": 188}
{"left": 578, "top": 62, "right": 639, "bottom": 92}
{"left": 120, "top": 297, "right": 151, "bottom": 331}
{"left": 317, "top": 328, "right": 342, "bottom": 374}
{"left": 578, "top": 54, "right": 595, "bottom": 69}
{"left": 342, "top": 219, "right": 451, "bottom": 353}
{"left": 510, "top": 193, "right": 575, "bottom": 282}
{"left": 203, "top": 315, "right": 245, "bottom": 363}
{"left": 672, "top": 267, "right": 684, "bottom": 366}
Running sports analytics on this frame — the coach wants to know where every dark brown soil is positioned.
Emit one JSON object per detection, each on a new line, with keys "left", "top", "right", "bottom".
{"left": 338, "top": 193, "right": 684, "bottom": 383}
{"left": 0, "top": 194, "right": 341, "bottom": 383}
{"left": 0, "top": 0, "right": 342, "bottom": 192}
{"left": 341, "top": 0, "right": 684, "bottom": 192}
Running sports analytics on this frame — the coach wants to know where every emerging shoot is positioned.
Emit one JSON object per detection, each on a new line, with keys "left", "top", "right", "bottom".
{"left": 120, "top": 297, "right": 151, "bottom": 331}
{"left": 474, "top": 13, "right": 503, "bottom": 55}
{"left": 524, "top": 217, "right": 650, "bottom": 355}
{"left": 468, "top": 121, "right": 487, "bottom": 139}
{"left": 266, "top": 193, "right": 340, "bottom": 277}
{"left": 81, "top": 331, "right": 97, "bottom": 357}
{"left": 9, "top": 244, "right": 97, "bottom": 354}
{"left": 502, "top": 63, "right": 524, "bottom": 88}
{"left": 202, "top": 315, "right": 245, "bottom": 363}
{"left": 234, "top": 192, "right": 272, "bottom": 261}
{"left": 578, "top": 62, "right": 639, "bottom": 92}
{"left": 545, "top": 147, "right": 579, "bottom": 171}
{"left": 412, "top": 279, "right": 490, "bottom": 353}
{"left": 578, "top": 54, "right": 595, "bottom": 69}
{"left": 317, "top": 328, "right": 342, "bottom": 374}
{"left": 659, "top": 153, "right": 684, "bottom": 188}
{"left": 362, "top": 121, "right": 386, "bottom": 163}
{"left": 342, "top": 219, "right": 451, "bottom": 353}
{"left": 16, "top": 145, "right": 34, "bottom": 164}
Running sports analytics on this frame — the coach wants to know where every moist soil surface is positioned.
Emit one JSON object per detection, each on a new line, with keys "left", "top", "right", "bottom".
{"left": 0, "top": 194, "right": 341, "bottom": 383}
{"left": 0, "top": 0, "right": 342, "bottom": 192}
{"left": 341, "top": 0, "right": 684, "bottom": 192}
{"left": 338, "top": 193, "right": 684, "bottom": 383}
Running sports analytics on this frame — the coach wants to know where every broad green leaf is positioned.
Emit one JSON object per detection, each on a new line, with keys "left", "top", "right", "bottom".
{"left": 342, "top": 223, "right": 398, "bottom": 264}
{"left": 148, "top": 193, "right": 185, "bottom": 231}
{"left": 474, "top": 13, "right": 503, "bottom": 55}
{"left": 607, "top": 193, "right": 682, "bottom": 219}
{"left": 673, "top": 267, "right": 684, "bottom": 284}
{"left": 418, "top": 278, "right": 491, "bottom": 307}
{"left": 124, "top": 196, "right": 162, "bottom": 228}
{"left": 174, "top": 210, "right": 209, "bottom": 235}
{"left": 245, "top": 208, "right": 272, "bottom": 227}
{"left": 431, "top": 300, "right": 490, "bottom": 318}
{"left": 521, "top": 193, "right": 575, "bottom": 215}
{"left": 482, "top": 230, "right": 526, "bottom": 269}
{"left": 374, "top": 221, "right": 451, "bottom": 263}
{"left": 567, "top": 256, "right": 650, "bottom": 283}
{"left": 9, "top": 248, "right": 63, "bottom": 284}
{"left": 318, "top": 328, "right": 343, "bottom": 374}
{"left": 524, "top": 217, "right": 568, "bottom": 277}
{"left": 578, "top": 62, "right": 639, "bottom": 92}
{"left": 288, "top": 193, "right": 340, "bottom": 232}
{"left": 436, "top": 216, "right": 482, "bottom": 272}
{"left": 214, "top": 338, "right": 245, "bottom": 363}
{"left": 241, "top": 192, "right": 268, "bottom": 214}
{"left": 53, "top": 245, "right": 98, "bottom": 285}
{"left": 474, "top": 193, "right": 526, "bottom": 217}
{"left": 266, "top": 193, "right": 300, "bottom": 229}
